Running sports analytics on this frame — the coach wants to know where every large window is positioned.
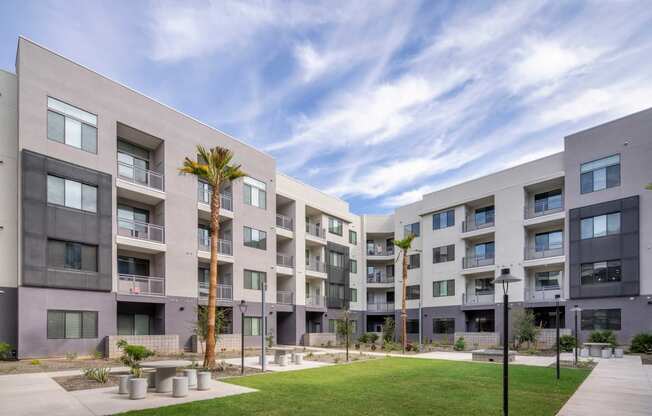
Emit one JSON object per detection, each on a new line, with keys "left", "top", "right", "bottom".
{"left": 244, "top": 317, "right": 262, "bottom": 336}
{"left": 581, "top": 309, "right": 621, "bottom": 330}
{"left": 432, "top": 209, "right": 455, "bottom": 230}
{"left": 244, "top": 270, "right": 265, "bottom": 290}
{"left": 581, "top": 154, "right": 620, "bottom": 194}
{"left": 474, "top": 278, "right": 494, "bottom": 295}
{"left": 433, "top": 318, "right": 455, "bottom": 334}
{"left": 474, "top": 206, "right": 495, "bottom": 225}
{"left": 433, "top": 279, "right": 455, "bottom": 297}
{"left": 474, "top": 242, "right": 495, "bottom": 259}
{"left": 118, "top": 314, "right": 152, "bottom": 336}
{"left": 404, "top": 222, "right": 420, "bottom": 237}
{"left": 47, "top": 175, "right": 97, "bottom": 213}
{"left": 47, "top": 97, "right": 97, "bottom": 153}
{"left": 535, "top": 271, "right": 561, "bottom": 290}
{"left": 408, "top": 253, "right": 420, "bottom": 269}
{"left": 47, "top": 240, "right": 97, "bottom": 272}
{"left": 118, "top": 256, "right": 149, "bottom": 276}
{"left": 534, "top": 230, "right": 563, "bottom": 251}
{"left": 581, "top": 260, "right": 621, "bottom": 285}
{"left": 349, "top": 230, "right": 357, "bottom": 245}
{"left": 433, "top": 244, "right": 455, "bottom": 263}
{"left": 350, "top": 288, "right": 358, "bottom": 302}
{"left": 329, "top": 252, "right": 345, "bottom": 268}
{"left": 349, "top": 259, "right": 357, "bottom": 274}
{"left": 534, "top": 190, "right": 562, "bottom": 213}
{"left": 244, "top": 226, "right": 267, "bottom": 250}
{"left": 328, "top": 217, "right": 343, "bottom": 235}
{"left": 243, "top": 177, "right": 267, "bottom": 209}
{"left": 581, "top": 213, "right": 621, "bottom": 239}
{"left": 406, "top": 285, "right": 420, "bottom": 300}
{"left": 47, "top": 310, "right": 97, "bottom": 339}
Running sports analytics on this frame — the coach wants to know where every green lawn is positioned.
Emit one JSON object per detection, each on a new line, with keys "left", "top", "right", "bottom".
{"left": 122, "top": 358, "right": 589, "bottom": 416}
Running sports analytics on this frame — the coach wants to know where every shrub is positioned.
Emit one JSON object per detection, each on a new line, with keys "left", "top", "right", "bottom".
{"left": 560, "top": 335, "right": 577, "bottom": 352}
{"left": 382, "top": 341, "right": 400, "bottom": 351}
{"left": 512, "top": 309, "right": 541, "bottom": 348}
{"left": 116, "top": 339, "right": 155, "bottom": 378}
{"left": 405, "top": 342, "right": 415, "bottom": 352}
{"left": 358, "top": 333, "right": 369, "bottom": 344}
{"left": 368, "top": 333, "right": 379, "bottom": 344}
{"left": 326, "top": 340, "right": 333, "bottom": 348}
{"left": 630, "top": 332, "right": 652, "bottom": 353}
{"left": 382, "top": 317, "right": 395, "bottom": 343}
{"left": 0, "top": 342, "right": 12, "bottom": 360}
{"left": 588, "top": 330, "right": 617, "bottom": 347}
{"left": 83, "top": 367, "right": 110, "bottom": 384}
{"left": 354, "top": 343, "right": 360, "bottom": 350}
{"left": 30, "top": 359, "right": 41, "bottom": 365}
{"left": 454, "top": 337, "right": 465, "bottom": 351}
{"left": 90, "top": 350, "right": 104, "bottom": 360}
{"left": 266, "top": 335, "right": 274, "bottom": 348}
{"left": 65, "top": 351, "right": 78, "bottom": 361}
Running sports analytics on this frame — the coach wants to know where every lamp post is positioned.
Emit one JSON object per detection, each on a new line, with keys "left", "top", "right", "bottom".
{"left": 261, "top": 275, "right": 266, "bottom": 372}
{"left": 570, "top": 305, "right": 582, "bottom": 367}
{"left": 238, "top": 300, "right": 247, "bottom": 375}
{"left": 555, "top": 294, "right": 561, "bottom": 380}
{"left": 493, "top": 268, "right": 521, "bottom": 416}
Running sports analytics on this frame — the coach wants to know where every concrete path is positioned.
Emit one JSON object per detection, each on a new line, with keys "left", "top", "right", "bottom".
{"left": 557, "top": 355, "right": 652, "bottom": 416}
{"left": 223, "top": 354, "right": 333, "bottom": 372}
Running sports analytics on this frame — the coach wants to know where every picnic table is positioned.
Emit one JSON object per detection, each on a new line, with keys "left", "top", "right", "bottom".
{"left": 584, "top": 342, "right": 611, "bottom": 358}
{"left": 142, "top": 360, "right": 193, "bottom": 393}
{"left": 269, "top": 347, "right": 295, "bottom": 364}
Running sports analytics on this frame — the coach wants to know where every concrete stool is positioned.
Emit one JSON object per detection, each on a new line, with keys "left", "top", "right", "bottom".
{"left": 293, "top": 353, "right": 304, "bottom": 365}
{"left": 128, "top": 378, "right": 147, "bottom": 400}
{"left": 258, "top": 355, "right": 269, "bottom": 365}
{"left": 172, "top": 377, "right": 189, "bottom": 398}
{"left": 144, "top": 369, "right": 156, "bottom": 388}
{"left": 278, "top": 354, "right": 289, "bottom": 366}
{"left": 197, "top": 371, "right": 211, "bottom": 391}
{"left": 614, "top": 348, "right": 624, "bottom": 358}
{"left": 183, "top": 369, "right": 197, "bottom": 388}
{"left": 601, "top": 348, "right": 612, "bottom": 359}
{"left": 118, "top": 374, "right": 131, "bottom": 394}
{"left": 580, "top": 348, "right": 589, "bottom": 357}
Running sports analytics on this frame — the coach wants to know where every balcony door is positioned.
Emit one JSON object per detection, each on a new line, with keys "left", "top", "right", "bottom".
{"left": 118, "top": 256, "right": 150, "bottom": 276}
{"left": 117, "top": 139, "right": 150, "bottom": 184}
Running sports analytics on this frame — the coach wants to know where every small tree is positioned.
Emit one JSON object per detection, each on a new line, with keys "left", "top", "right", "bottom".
{"left": 382, "top": 316, "right": 395, "bottom": 343}
{"left": 589, "top": 330, "right": 617, "bottom": 346}
{"left": 194, "top": 306, "right": 226, "bottom": 355}
{"left": 336, "top": 313, "right": 354, "bottom": 362}
{"left": 116, "top": 340, "right": 154, "bottom": 378}
{"left": 512, "top": 309, "right": 541, "bottom": 349}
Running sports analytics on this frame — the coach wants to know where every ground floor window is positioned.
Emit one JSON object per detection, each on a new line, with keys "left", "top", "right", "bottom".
{"left": 118, "top": 313, "right": 152, "bottom": 335}
{"left": 465, "top": 310, "right": 494, "bottom": 332}
{"left": 433, "top": 318, "right": 455, "bottom": 334}
{"left": 47, "top": 310, "right": 98, "bottom": 339}
{"left": 581, "top": 309, "right": 621, "bottom": 330}
{"left": 244, "top": 317, "right": 262, "bottom": 336}
{"left": 406, "top": 319, "right": 419, "bottom": 334}
{"left": 530, "top": 307, "right": 565, "bottom": 329}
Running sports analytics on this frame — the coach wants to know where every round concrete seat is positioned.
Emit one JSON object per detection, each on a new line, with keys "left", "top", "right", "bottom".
{"left": 258, "top": 355, "right": 269, "bottom": 365}
{"left": 128, "top": 378, "right": 147, "bottom": 400}
{"left": 278, "top": 354, "right": 289, "bottom": 366}
{"left": 293, "top": 353, "right": 304, "bottom": 365}
{"left": 172, "top": 377, "right": 189, "bottom": 398}
{"left": 197, "top": 371, "right": 211, "bottom": 391}
{"left": 118, "top": 374, "right": 131, "bottom": 394}
{"left": 601, "top": 348, "right": 612, "bottom": 359}
{"left": 183, "top": 369, "right": 197, "bottom": 388}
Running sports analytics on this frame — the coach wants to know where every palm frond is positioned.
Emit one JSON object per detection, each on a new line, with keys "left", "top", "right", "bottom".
{"left": 393, "top": 234, "right": 415, "bottom": 251}
{"left": 179, "top": 145, "right": 246, "bottom": 186}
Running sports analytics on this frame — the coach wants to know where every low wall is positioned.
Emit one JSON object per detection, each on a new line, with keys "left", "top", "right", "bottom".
{"left": 302, "top": 332, "right": 336, "bottom": 347}
{"left": 191, "top": 334, "right": 241, "bottom": 353}
{"left": 536, "top": 329, "right": 571, "bottom": 349}
{"left": 454, "top": 332, "right": 499, "bottom": 350}
{"left": 106, "top": 335, "right": 180, "bottom": 358}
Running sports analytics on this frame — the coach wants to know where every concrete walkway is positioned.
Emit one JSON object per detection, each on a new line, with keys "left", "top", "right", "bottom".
{"left": 223, "top": 354, "right": 333, "bottom": 372}
{"left": 557, "top": 355, "right": 652, "bottom": 416}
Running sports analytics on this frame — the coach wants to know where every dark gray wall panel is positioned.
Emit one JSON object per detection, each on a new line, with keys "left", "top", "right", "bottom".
{"left": 0, "top": 287, "right": 18, "bottom": 349}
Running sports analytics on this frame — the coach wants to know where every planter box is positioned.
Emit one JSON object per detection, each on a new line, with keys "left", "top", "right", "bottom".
{"left": 106, "top": 335, "right": 179, "bottom": 358}
{"left": 454, "top": 332, "right": 499, "bottom": 351}
{"left": 302, "top": 333, "right": 337, "bottom": 347}
{"left": 472, "top": 349, "right": 516, "bottom": 363}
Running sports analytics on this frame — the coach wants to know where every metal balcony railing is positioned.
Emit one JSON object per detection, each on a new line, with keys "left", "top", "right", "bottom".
{"left": 462, "top": 214, "right": 495, "bottom": 232}
{"left": 462, "top": 292, "right": 495, "bottom": 305}
{"left": 197, "top": 183, "right": 233, "bottom": 211}
{"left": 306, "top": 223, "right": 326, "bottom": 239}
{"left": 524, "top": 245, "right": 564, "bottom": 260}
{"left": 276, "top": 214, "right": 294, "bottom": 231}
{"left": 367, "top": 303, "right": 395, "bottom": 312}
{"left": 524, "top": 200, "right": 564, "bottom": 219}
{"left": 367, "top": 271, "right": 395, "bottom": 284}
{"left": 197, "top": 235, "right": 233, "bottom": 256}
{"left": 306, "top": 259, "right": 327, "bottom": 273}
{"left": 462, "top": 254, "right": 495, "bottom": 269}
{"left": 306, "top": 295, "right": 326, "bottom": 308}
{"left": 277, "top": 254, "right": 294, "bottom": 267}
{"left": 118, "top": 274, "right": 165, "bottom": 296}
{"left": 277, "top": 291, "right": 294, "bottom": 305}
{"left": 117, "top": 218, "right": 165, "bottom": 243}
{"left": 366, "top": 246, "right": 394, "bottom": 256}
{"left": 525, "top": 287, "right": 562, "bottom": 302}
{"left": 117, "top": 160, "right": 164, "bottom": 191}
{"left": 198, "top": 282, "right": 233, "bottom": 301}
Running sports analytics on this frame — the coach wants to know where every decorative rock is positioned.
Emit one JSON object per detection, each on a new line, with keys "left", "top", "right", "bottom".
{"left": 183, "top": 369, "right": 197, "bottom": 388}
{"left": 172, "top": 377, "right": 189, "bottom": 398}
{"left": 128, "top": 378, "right": 148, "bottom": 400}
{"left": 118, "top": 374, "right": 131, "bottom": 394}
{"left": 197, "top": 371, "right": 211, "bottom": 391}
{"left": 601, "top": 348, "right": 612, "bottom": 359}
{"left": 293, "top": 353, "right": 304, "bottom": 365}
{"left": 614, "top": 348, "right": 624, "bottom": 358}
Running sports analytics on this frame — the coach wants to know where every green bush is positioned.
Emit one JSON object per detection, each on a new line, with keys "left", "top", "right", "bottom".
{"left": 382, "top": 317, "right": 395, "bottom": 343}
{"left": 358, "top": 333, "right": 369, "bottom": 344}
{"left": 368, "top": 333, "right": 379, "bottom": 344}
{"left": 116, "top": 339, "right": 155, "bottom": 378}
{"left": 0, "top": 342, "right": 12, "bottom": 360}
{"left": 630, "top": 332, "right": 652, "bottom": 353}
{"left": 559, "top": 335, "right": 577, "bottom": 352}
{"left": 512, "top": 309, "right": 541, "bottom": 348}
{"left": 453, "top": 337, "right": 465, "bottom": 351}
{"left": 83, "top": 367, "right": 111, "bottom": 383}
{"left": 30, "top": 359, "right": 41, "bottom": 365}
{"left": 588, "top": 330, "right": 617, "bottom": 346}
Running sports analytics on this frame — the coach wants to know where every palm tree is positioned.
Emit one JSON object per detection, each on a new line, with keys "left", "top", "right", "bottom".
{"left": 180, "top": 145, "right": 244, "bottom": 368}
{"left": 646, "top": 183, "right": 652, "bottom": 190}
{"left": 393, "top": 234, "right": 415, "bottom": 353}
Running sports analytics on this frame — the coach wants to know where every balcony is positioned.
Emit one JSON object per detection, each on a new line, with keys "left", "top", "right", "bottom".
{"left": 197, "top": 236, "right": 233, "bottom": 262}
{"left": 117, "top": 161, "right": 164, "bottom": 193}
{"left": 306, "top": 222, "right": 326, "bottom": 239}
{"left": 367, "top": 271, "right": 394, "bottom": 284}
{"left": 462, "top": 292, "right": 495, "bottom": 305}
{"left": 525, "top": 287, "right": 562, "bottom": 303}
{"left": 524, "top": 201, "right": 564, "bottom": 220}
{"left": 462, "top": 254, "right": 495, "bottom": 269}
{"left": 197, "top": 184, "right": 233, "bottom": 212}
{"left": 462, "top": 214, "right": 495, "bottom": 233}
{"left": 277, "top": 254, "right": 294, "bottom": 268}
{"left": 118, "top": 274, "right": 165, "bottom": 296}
{"left": 366, "top": 246, "right": 394, "bottom": 258}
{"left": 367, "top": 303, "right": 395, "bottom": 313}
{"left": 306, "top": 258, "right": 327, "bottom": 273}
{"left": 276, "top": 214, "right": 293, "bottom": 231}
{"left": 118, "top": 219, "right": 165, "bottom": 243}
{"left": 277, "top": 291, "right": 294, "bottom": 305}
{"left": 306, "top": 295, "right": 326, "bottom": 308}
{"left": 524, "top": 245, "right": 564, "bottom": 261}
{"left": 198, "top": 282, "right": 233, "bottom": 301}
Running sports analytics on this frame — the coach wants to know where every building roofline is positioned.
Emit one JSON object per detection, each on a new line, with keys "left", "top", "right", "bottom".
{"left": 564, "top": 105, "right": 652, "bottom": 139}
{"left": 16, "top": 36, "right": 274, "bottom": 160}
{"left": 277, "top": 171, "right": 351, "bottom": 207}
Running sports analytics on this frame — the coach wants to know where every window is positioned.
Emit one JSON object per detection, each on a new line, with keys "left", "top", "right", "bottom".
{"left": 433, "top": 280, "right": 455, "bottom": 297}
{"left": 535, "top": 271, "right": 561, "bottom": 290}
{"left": 581, "top": 309, "right": 621, "bottom": 330}
{"left": 47, "top": 240, "right": 97, "bottom": 272}
{"left": 474, "top": 242, "right": 495, "bottom": 259}
{"left": 244, "top": 317, "right": 262, "bottom": 336}
{"left": 581, "top": 154, "right": 620, "bottom": 194}
{"left": 118, "top": 256, "right": 149, "bottom": 276}
{"left": 329, "top": 252, "right": 344, "bottom": 268}
{"left": 432, "top": 209, "right": 455, "bottom": 230}
{"left": 244, "top": 270, "right": 266, "bottom": 290}
{"left": 349, "top": 230, "right": 357, "bottom": 245}
{"left": 433, "top": 318, "right": 455, "bottom": 334}
{"left": 47, "top": 175, "right": 97, "bottom": 213}
{"left": 47, "top": 97, "right": 97, "bottom": 153}
{"left": 118, "top": 314, "right": 152, "bottom": 336}
{"left": 244, "top": 226, "right": 267, "bottom": 250}
{"left": 243, "top": 176, "right": 267, "bottom": 209}
{"left": 408, "top": 253, "right": 420, "bottom": 269}
{"left": 117, "top": 139, "right": 150, "bottom": 185}
{"left": 474, "top": 278, "right": 494, "bottom": 295}
{"left": 581, "top": 213, "right": 621, "bottom": 239}
{"left": 534, "top": 190, "right": 562, "bottom": 213}
{"left": 433, "top": 244, "right": 455, "bottom": 263}
{"left": 350, "top": 288, "right": 358, "bottom": 302}
{"left": 406, "top": 285, "right": 420, "bottom": 300}
{"left": 47, "top": 310, "right": 97, "bottom": 339}
{"left": 474, "top": 206, "right": 495, "bottom": 225}
{"left": 404, "top": 222, "right": 420, "bottom": 237}
{"left": 349, "top": 259, "right": 357, "bottom": 274}
{"left": 534, "top": 230, "right": 563, "bottom": 251}
{"left": 581, "top": 260, "right": 621, "bottom": 285}
{"left": 328, "top": 217, "right": 343, "bottom": 235}
{"left": 407, "top": 319, "right": 419, "bottom": 334}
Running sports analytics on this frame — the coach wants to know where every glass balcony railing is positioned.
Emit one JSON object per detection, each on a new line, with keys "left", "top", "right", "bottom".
{"left": 524, "top": 245, "right": 564, "bottom": 260}
{"left": 117, "top": 160, "right": 164, "bottom": 191}
{"left": 117, "top": 218, "right": 165, "bottom": 243}
{"left": 367, "top": 303, "right": 395, "bottom": 312}
{"left": 306, "top": 259, "right": 326, "bottom": 273}
{"left": 277, "top": 291, "right": 294, "bottom": 305}
{"left": 118, "top": 274, "right": 165, "bottom": 296}
{"left": 197, "top": 235, "right": 233, "bottom": 256}
{"left": 197, "top": 183, "right": 233, "bottom": 211}
{"left": 276, "top": 214, "right": 294, "bottom": 231}
{"left": 198, "top": 282, "right": 233, "bottom": 301}
{"left": 367, "top": 271, "right": 394, "bottom": 284}
{"left": 306, "top": 295, "right": 326, "bottom": 308}
{"left": 277, "top": 253, "right": 294, "bottom": 267}
{"left": 462, "top": 254, "right": 495, "bottom": 269}
{"left": 462, "top": 292, "right": 495, "bottom": 305}
{"left": 462, "top": 214, "right": 495, "bottom": 232}
{"left": 306, "top": 223, "right": 326, "bottom": 239}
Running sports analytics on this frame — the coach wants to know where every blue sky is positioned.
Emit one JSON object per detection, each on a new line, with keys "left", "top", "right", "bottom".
{"left": 2, "top": 1, "right": 652, "bottom": 214}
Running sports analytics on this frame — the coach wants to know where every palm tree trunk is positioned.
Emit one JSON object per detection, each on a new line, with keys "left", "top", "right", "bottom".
{"left": 401, "top": 248, "right": 408, "bottom": 353}
{"left": 204, "top": 181, "right": 221, "bottom": 368}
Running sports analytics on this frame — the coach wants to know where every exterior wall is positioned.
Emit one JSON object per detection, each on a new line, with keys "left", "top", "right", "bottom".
{"left": 106, "top": 334, "right": 179, "bottom": 358}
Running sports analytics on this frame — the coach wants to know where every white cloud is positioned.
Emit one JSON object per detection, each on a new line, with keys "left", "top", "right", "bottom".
{"left": 294, "top": 43, "right": 329, "bottom": 82}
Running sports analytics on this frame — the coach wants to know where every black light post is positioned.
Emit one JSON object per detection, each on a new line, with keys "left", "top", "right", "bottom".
{"left": 238, "top": 300, "right": 248, "bottom": 375}
{"left": 493, "top": 268, "right": 521, "bottom": 416}
{"left": 261, "top": 275, "right": 266, "bottom": 372}
{"left": 555, "top": 294, "right": 561, "bottom": 380}
{"left": 570, "top": 305, "right": 582, "bottom": 367}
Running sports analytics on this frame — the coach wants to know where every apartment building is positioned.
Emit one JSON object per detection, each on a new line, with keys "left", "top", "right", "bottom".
{"left": 0, "top": 37, "right": 650, "bottom": 358}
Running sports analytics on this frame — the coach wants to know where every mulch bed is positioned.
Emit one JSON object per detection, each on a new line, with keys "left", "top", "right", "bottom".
{"left": 305, "top": 352, "right": 379, "bottom": 363}
{"left": 208, "top": 363, "right": 262, "bottom": 379}
{"left": 0, "top": 358, "right": 122, "bottom": 375}
{"left": 549, "top": 360, "right": 597, "bottom": 370}
{"left": 53, "top": 371, "right": 130, "bottom": 391}
{"left": 640, "top": 354, "right": 652, "bottom": 365}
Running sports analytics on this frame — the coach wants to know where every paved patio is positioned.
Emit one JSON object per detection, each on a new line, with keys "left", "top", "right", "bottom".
{"left": 223, "top": 354, "right": 333, "bottom": 372}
